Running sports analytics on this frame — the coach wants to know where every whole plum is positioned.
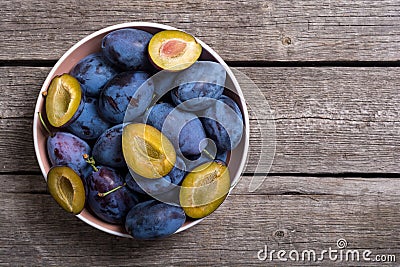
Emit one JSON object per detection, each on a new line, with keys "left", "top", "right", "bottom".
{"left": 102, "top": 28, "right": 153, "bottom": 71}
{"left": 70, "top": 53, "right": 117, "bottom": 97}
{"left": 201, "top": 95, "right": 243, "bottom": 152}
{"left": 87, "top": 166, "right": 138, "bottom": 224}
{"left": 47, "top": 131, "right": 91, "bottom": 177}
{"left": 144, "top": 103, "right": 206, "bottom": 157}
{"left": 92, "top": 124, "right": 126, "bottom": 168}
{"left": 67, "top": 97, "right": 112, "bottom": 140}
{"left": 170, "top": 61, "right": 226, "bottom": 111}
{"left": 99, "top": 71, "right": 154, "bottom": 124}
{"left": 125, "top": 200, "right": 186, "bottom": 239}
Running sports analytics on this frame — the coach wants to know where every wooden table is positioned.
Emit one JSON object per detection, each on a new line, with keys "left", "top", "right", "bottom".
{"left": 1, "top": 1, "right": 399, "bottom": 266}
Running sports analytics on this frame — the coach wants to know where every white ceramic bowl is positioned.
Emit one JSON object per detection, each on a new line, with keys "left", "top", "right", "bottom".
{"left": 33, "top": 22, "right": 250, "bottom": 238}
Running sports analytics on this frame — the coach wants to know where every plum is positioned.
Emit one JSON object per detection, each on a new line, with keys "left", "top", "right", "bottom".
{"left": 125, "top": 200, "right": 186, "bottom": 239}
{"left": 170, "top": 61, "right": 226, "bottom": 111}
{"left": 125, "top": 156, "right": 186, "bottom": 196}
{"left": 122, "top": 123, "right": 176, "bottom": 178}
{"left": 148, "top": 30, "right": 202, "bottom": 71}
{"left": 143, "top": 103, "right": 207, "bottom": 157}
{"left": 201, "top": 95, "right": 243, "bottom": 152}
{"left": 45, "top": 74, "right": 84, "bottom": 127}
{"left": 87, "top": 165, "right": 138, "bottom": 224}
{"left": 98, "top": 71, "right": 154, "bottom": 124}
{"left": 180, "top": 160, "right": 230, "bottom": 219}
{"left": 47, "top": 131, "right": 91, "bottom": 177}
{"left": 92, "top": 124, "right": 126, "bottom": 168}
{"left": 67, "top": 97, "right": 112, "bottom": 140}
{"left": 102, "top": 28, "right": 153, "bottom": 71}
{"left": 70, "top": 52, "right": 118, "bottom": 97}
{"left": 47, "top": 166, "right": 86, "bottom": 215}
{"left": 186, "top": 147, "right": 228, "bottom": 171}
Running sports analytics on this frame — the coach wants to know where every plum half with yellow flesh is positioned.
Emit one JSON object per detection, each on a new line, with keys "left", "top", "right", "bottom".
{"left": 47, "top": 166, "right": 86, "bottom": 215}
{"left": 148, "top": 30, "right": 202, "bottom": 71}
{"left": 180, "top": 161, "right": 230, "bottom": 219}
{"left": 122, "top": 123, "right": 176, "bottom": 179}
{"left": 45, "top": 74, "right": 83, "bottom": 127}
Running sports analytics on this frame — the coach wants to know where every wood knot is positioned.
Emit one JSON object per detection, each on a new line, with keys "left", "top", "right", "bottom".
{"left": 282, "top": 37, "right": 292, "bottom": 46}
{"left": 274, "top": 230, "right": 285, "bottom": 238}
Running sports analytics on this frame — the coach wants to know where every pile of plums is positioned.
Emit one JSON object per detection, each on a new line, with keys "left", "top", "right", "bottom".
{"left": 41, "top": 28, "right": 244, "bottom": 239}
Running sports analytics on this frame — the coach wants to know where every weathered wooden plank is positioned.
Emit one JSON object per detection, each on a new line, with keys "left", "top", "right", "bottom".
{"left": 0, "top": 67, "right": 47, "bottom": 119}
{"left": 1, "top": 193, "right": 399, "bottom": 266}
{"left": 2, "top": 0, "right": 400, "bottom": 61}
{"left": 1, "top": 67, "right": 399, "bottom": 173}
{"left": 241, "top": 67, "right": 400, "bottom": 174}
{"left": 4, "top": 66, "right": 400, "bottom": 121}
{"left": 0, "top": 118, "right": 37, "bottom": 172}
{"left": 248, "top": 119, "right": 400, "bottom": 173}
{"left": 0, "top": 174, "right": 47, "bottom": 193}
{"left": 242, "top": 67, "right": 400, "bottom": 123}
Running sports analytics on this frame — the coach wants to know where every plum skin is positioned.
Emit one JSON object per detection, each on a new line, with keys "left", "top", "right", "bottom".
{"left": 92, "top": 124, "right": 126, "bottom": 168}
{"left": 98, "top": 71, "right": 154, "bottom": 124}
{"left": 186, "top": 149, "right": 228, "bottom": 172}
{"left": 70, "top": 52, "right": 118, "bottom": 97}
{"left": 170, "top": 61, "right": 226, "bottom": 111}
{"left": 87, "top": 166, "right": 138, "bottom": 224}
{"left": 144, "top": 103, "right": 207, "bottom": 157}
{"left": 125, "top": 200, "right": 186, "bottom": 239}
{"left": 46, "top": 132, "right": 91, "bottom": 177}
{"left": 102, "top": 28, "right": 153, "bottom": 71}
{"left": 125, "top": 156, "right": 186, "bottom": 196}
{"left": 67, "top": 97, "right": 112, "bottom": 140}
{"left": 171, "top": 82, "right": 224, "bottom": 111}
{"left": 201, "top": 95, "right": 244, "bottom": 152}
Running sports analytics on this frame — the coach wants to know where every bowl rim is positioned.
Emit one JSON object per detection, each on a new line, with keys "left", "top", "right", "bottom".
{"left": 33, "top": 22, "right": 250, "bottom": 238}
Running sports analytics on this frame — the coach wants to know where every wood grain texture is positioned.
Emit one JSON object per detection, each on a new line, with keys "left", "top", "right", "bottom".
{"left": 3, "top": 173, "right": 400, "bottom": 196}
{"left": 1, "top": 192, "right": 399, "bottom": 266}
{"left": 0, "top": 67, "right": 399, "bottom": 174}
{"left": 2, "top": 1, "right": 400, "bottom": 266}
{"left": 2, "top": 0, "right": 400, "bottom": 61}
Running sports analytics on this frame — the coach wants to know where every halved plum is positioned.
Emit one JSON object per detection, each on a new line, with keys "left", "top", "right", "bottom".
{"left": 180, "top": 160, "right": 230, "bottom": 219}
{"left": 122, "top": 123, "right": 176, "bottom": 179}
{"left": 45, "top": 74, "right": 83, "bottom": 127}
{"left": 148, "top": 30, "right": 202, "bottom": 72}
{"left": 47, "top": 166, "right": 86, "bottom": 215}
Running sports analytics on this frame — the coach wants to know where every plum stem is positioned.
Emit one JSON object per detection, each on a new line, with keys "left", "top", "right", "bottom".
{"left": 38, "top": 112, "right": 54, "bottom": 137}
{"left": 202, "top": 149, "right": 215, "bottom": 160}
{"left": 83, "top": 154, "right": 98, "bottom": 172}
{"left": 98, "top": 183, "right": 126, "bottom": 197}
